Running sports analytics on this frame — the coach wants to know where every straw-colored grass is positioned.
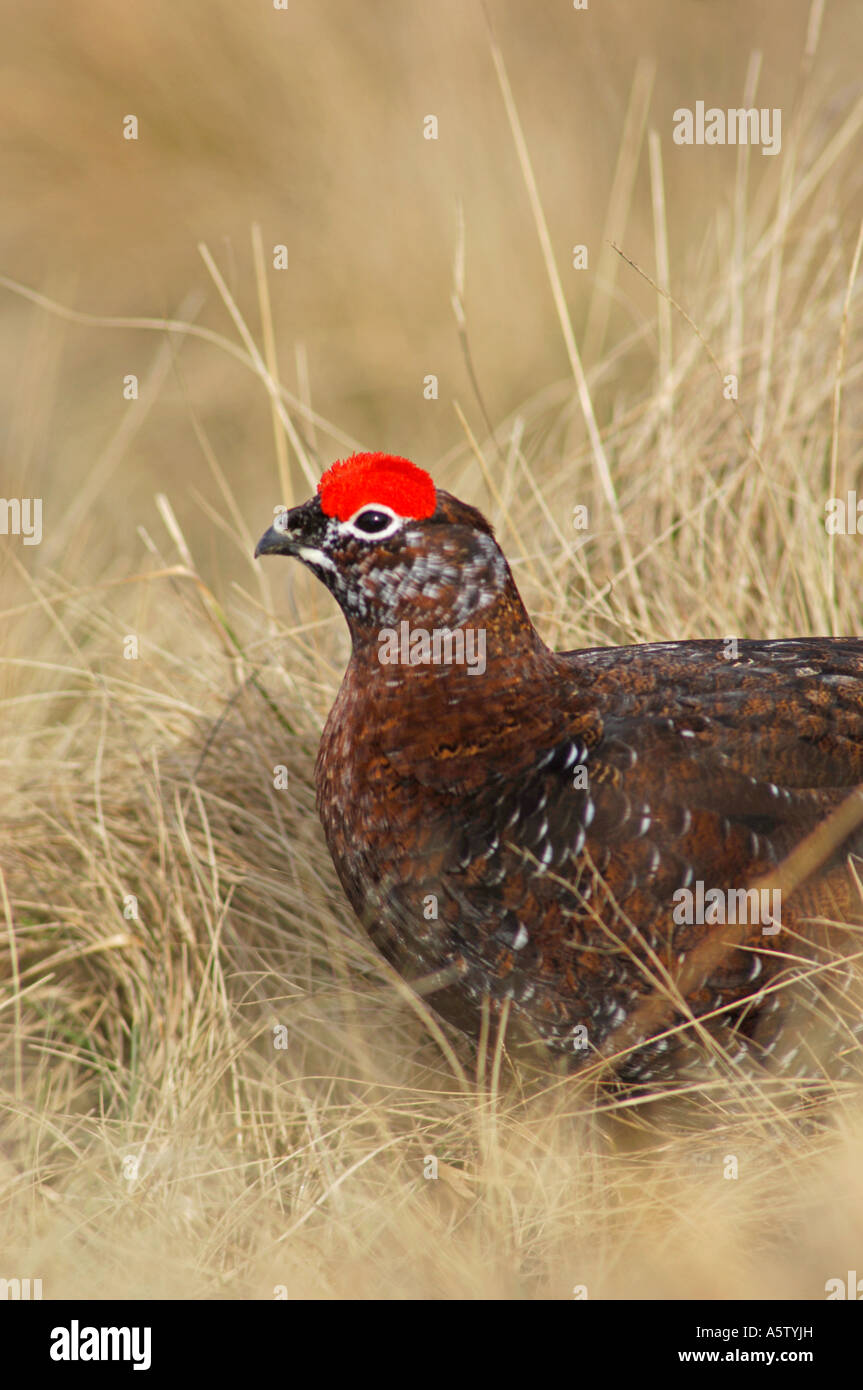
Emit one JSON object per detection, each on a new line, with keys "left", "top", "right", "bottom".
{"left": 2, "top": 1, "right": 863, "bottom": 1299}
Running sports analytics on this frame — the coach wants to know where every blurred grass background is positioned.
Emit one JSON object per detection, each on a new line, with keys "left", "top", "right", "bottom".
{"left": 2, "top": 0, "right": 861, "bottom": 507}
{"left": 2, "top": 0, "right": 863, "bottom": 1299}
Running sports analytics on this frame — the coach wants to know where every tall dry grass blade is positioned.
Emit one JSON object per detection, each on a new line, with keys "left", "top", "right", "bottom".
{"left": 485, "top": 23, "right": 649, "bottom": 627}
{"left": 251, "top": 222, "right": 295, "bottom": 508}
{"left": 197, "top": 242, "right": 318, "bottom": 491}
{"left": 584, "top": 55, "right": 655, "bottom": 363}
{"left": 827, "top": 216, "right": 863, "bottom": 633}
{"left": 728, "top": 51, "right": 762, "bottom": 379}
{"left": 648, "top": 129, "right": 673, "bottom": 507}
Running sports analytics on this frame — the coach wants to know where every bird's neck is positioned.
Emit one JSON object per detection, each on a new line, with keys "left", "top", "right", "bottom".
{"left": 321, "top": 585, "right": 576, "bottom": 799}
{"left": 346, "top": 580, "right": 552, "bottom": 689}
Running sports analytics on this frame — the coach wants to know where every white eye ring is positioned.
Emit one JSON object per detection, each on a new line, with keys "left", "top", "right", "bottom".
{"left": 341, "top": 504, "right": 404, "bottom": 541}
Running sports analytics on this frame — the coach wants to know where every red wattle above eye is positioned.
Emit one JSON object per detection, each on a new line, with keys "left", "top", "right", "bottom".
{"left": 318, "top": 452, "right": 436, "bottom": 522}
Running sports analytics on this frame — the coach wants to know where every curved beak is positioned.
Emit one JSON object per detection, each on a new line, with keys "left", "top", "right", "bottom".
{"left": 255, "top": 497, "right": 331, "bottom": 570}
{"left": 254, "top": 514, "right": 295, "bottom": 558}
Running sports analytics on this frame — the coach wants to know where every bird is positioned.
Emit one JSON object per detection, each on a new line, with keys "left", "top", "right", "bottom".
{"left": 255, "top": 451, "right": 863, "bottom": 1085}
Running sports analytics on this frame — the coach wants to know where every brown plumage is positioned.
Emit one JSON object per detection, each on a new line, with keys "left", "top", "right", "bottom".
{"left": 256, "top": 453, "right": 863, "bottom": 1084}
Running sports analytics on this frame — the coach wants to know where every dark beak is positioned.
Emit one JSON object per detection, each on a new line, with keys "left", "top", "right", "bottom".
{"left": 255, "top": 496, "right": 324, "bottom": 561}
{"left": 254, "top": 512, "right": 298, "bottom": 559}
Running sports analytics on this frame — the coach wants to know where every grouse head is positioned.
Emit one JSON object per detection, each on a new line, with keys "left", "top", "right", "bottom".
{"left": 254, "top": 452, "right": 540, "bottom": 652}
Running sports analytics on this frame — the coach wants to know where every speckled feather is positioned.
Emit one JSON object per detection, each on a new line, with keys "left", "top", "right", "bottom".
{"left": 256, "top": 457, "right": 863, "bottom": 1084}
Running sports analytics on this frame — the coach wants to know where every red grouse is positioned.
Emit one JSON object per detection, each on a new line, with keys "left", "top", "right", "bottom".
{"left": 255, "top": 453, "right": 863, "bottom": 1084}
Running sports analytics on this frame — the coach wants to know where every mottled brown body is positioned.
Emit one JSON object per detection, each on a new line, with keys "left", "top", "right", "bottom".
{"left": 318, "top": 627, "right": 863, "bottom": 1080}
{"left": 257, "top": 466, "right": 863, "bottom": 1083}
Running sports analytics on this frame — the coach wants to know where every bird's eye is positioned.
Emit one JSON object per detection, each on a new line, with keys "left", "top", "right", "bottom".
{"left": 342, "top": 503, "right": 402, "bottom": 541}
{"left": 351, "top": 508, "right": 396, "bottom": 535}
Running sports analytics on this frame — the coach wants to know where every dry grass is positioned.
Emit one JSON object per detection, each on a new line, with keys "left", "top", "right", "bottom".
{"left": 3, "top": 1, "right": 863, "bottom": 1299}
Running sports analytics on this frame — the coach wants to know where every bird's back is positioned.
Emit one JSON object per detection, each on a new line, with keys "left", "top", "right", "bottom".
{"left": 317, "top": 635, "right": 863, "bottom": 1082}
